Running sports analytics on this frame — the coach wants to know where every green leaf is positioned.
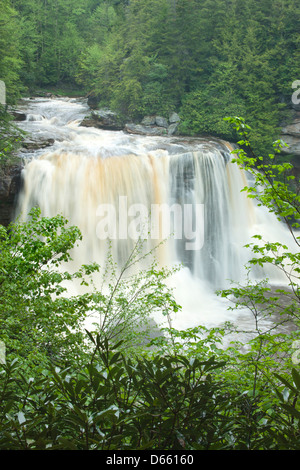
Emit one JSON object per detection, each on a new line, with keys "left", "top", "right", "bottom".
{"left": 292, "top": 368, "right": 300, "bottom": 390}
{"left": 274, "top": 373, "right": 297, "bottom": 394}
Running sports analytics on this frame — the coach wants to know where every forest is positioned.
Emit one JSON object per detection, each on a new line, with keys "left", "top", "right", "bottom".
{"left": 1, "top": 0, "right": 299, "bottom": 152}
{"left": 0, "top": 0, "right": 300, "bottom": 452}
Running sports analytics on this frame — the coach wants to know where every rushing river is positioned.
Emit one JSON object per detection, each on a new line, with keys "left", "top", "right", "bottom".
{"left": 14, "top": 96, "right": 295, "bottom": 337}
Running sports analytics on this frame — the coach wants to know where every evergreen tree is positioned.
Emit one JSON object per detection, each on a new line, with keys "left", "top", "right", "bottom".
{"left": 3, "top": 0, "right": 300, "bottom": 154}
{"left": 0, "top": 0, "right": 23, "bottom": 102}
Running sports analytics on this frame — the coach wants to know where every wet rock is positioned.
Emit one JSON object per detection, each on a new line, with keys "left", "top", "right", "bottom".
{"left": 124, "top": 123, "right": 168, "bottom": 136}
{"left": 11, "top": 111, "right": 27, "bottom": 121}
{"left": 0, "top": 163, "right": 23, "bottom": 227}
{"left": 21, "top": 138, "right": 55, "bottom": 151}
{"left": 281, "top": 120, "right": 300, "bottom": 137}
{"left": 169, "top": 112, "right": 180, "bottom": 123}
{"left": 155, "top": 116, "right": 169, "bottom": 128}
{"left": 0, "top": 177, "right": 11, "bottom": 198}
{"left": 141, "top": 116, "right": 156, "bottom": 126}
{"left": 80, "top": 109, "right": 125, "bottom": 131}
{"left": 168, "top": 122, "right": 180, "bottom": 136}
{"left": 35, "top": 92, "right": 58, "bottom": 99}
{"left": 87, "top": 93, "right": 101, "bottom": 109}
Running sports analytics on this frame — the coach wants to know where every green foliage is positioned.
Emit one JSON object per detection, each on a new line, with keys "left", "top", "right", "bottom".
{"left": 0, "top": 337, "right": 229, "bottom": 450}
{"left": 224, "top": 116, "right": 300, "bottom": 258}
{"left": 1, "top": 135, "right": 300, "bottom": 448}
{"left": 209, "top": 116, "right": 300, "bottom": 449}
{"left": 0, "top": 0, "right": 23, "bottom": 102}
{"left": 1, "top": 331, "right": 300, "bottom": 450}
{"left": 217, "top": 116, "right": 300, "bottom": 355}
{"left": 1, "top": 0, "right": 300, "bottom": 451}
{"left": 73, "top": 0, "right": 299, "bottom": 156}
{"left": 3, "top": 0, "right": 299, "bottom": 154}
{"left": 0, "top": 207, "right": 182, "bottom": 369}
{"left": 272, "top": 368, "right": 300, "bottom": 449}
{"left": 0, "top": 208, "right": 100, "bottom": 368}
{"left": 0, "top": 105, "right": 23, "bottom": 167}
{"left": 179, "top": 88, "right": 248, "bottom": 139}
{"left": 83, "top": 236, "right": 181, "bottom": 351}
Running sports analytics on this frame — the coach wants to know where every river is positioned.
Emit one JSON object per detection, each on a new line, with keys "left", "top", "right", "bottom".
{"left": 14, "top": 96, "right": 295, "bottom": 340}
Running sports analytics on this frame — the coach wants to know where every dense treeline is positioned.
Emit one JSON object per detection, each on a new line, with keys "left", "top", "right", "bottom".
{"left": 0, "top": 133, "right": 300, "bottom": 449}
{"left": 1, "top": 0, "right": 299, "bottom": 152}
{"left": 1, "top": 1, "right": 300, "bottom": 450}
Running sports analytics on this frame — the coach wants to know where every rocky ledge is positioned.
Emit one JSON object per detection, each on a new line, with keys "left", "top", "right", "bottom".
{"left": 0, "top": 162, "right": 23, "bottom": 227}
{"left": 124, "top": 113, "right": 181, "bottom": 137}
{"left": 80, "top": 109, "right": 181, "bottom": 136}
{"left": 80, "top": 109, "right": 125, "bottom": 131}
{"left": 21, "top": 137, "right": 55, "bottom": 151}
{"left": 280, "top": 111, "right": 300, "bottom": 156}
{"left": 280, "top": 109, "right": 300, "bottom": 178}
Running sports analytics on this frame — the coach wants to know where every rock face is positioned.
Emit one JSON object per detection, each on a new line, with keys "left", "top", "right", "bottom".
{"left": 280, "top": 110, "right": 300, "bottom": 180}
{"left": 80, "top": 109, "right": 125, "bottom": 131}
{"left": 281, "top": 115, "right": 300, "bottom": 156}
{"left": 125, "top": 112, "right": 181, "bottom": 137}
{"left": 81, "top": 104, "right": 181, "bottom": 136}
{"left": 21, "top": 138, "right": 55, "bottom": 151}
{"left": 124, "top": 123, "right": 168, "bottom": 136}
{"left": 0, "top": 162, "right": 23, "bottom": 227}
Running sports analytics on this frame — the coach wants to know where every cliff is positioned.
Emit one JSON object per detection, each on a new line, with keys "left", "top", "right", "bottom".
{"left": 0, "top": 162, "right": 23, "bottom": 227}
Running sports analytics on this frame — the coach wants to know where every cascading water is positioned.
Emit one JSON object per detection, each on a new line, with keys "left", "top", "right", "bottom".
{"left": 14, "top": 97, "right": 294, "bottom": 332}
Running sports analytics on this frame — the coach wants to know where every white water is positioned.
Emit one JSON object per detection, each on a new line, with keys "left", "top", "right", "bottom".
{"left": 15, "top": 97, "right": 296, "bottom": 336}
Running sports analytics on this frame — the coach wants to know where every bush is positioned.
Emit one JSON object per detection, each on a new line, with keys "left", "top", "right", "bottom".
{"left": 0, "top": 335, "right": 229, "bottom": 450}
{"left": 1, "top": 117, "right": 300, "bottom": 450}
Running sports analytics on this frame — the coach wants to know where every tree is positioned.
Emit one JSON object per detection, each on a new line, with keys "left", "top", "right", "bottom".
{"left": 0, "top": 0, "right": 23, "bottom": 102}
{"left": 0, "top": 206, "right": 182, "bottom": 369}
{"left": 215, "top": 117, "right": 300, "bottom": 445}
{"left": 0, "top": 208, "right": 100, "bottom": 368}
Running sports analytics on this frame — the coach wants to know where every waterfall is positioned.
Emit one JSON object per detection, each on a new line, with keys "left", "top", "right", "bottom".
{"left": 17, "top": 146, "right": 254, "bottom": 287}
{"left": 15, "top": 97, "right": 294, "bottom": 331}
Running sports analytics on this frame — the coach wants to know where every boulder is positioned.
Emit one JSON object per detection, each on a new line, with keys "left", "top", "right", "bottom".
{"left": 169, "top": 112, "right": 180, "bottom": 123}
{"left": 279, "top": 134, "right": 300, "bottom": 155}
{"left": 80, "top": 109, "right": 125, "bottom": 131}
{"left": 155, "top": 116, "right": 169, "bottom": 128}
{"left": 44, "top": 93, "right": 58, "bottom": 99}
{"left": 87, "top": 93, "right": 101, "bottom": 109}
{"left": 124, "top": 123, "right": 167, "bottom": 136}
{"left": 21, "top": 138, "right": 55, "bottom": 151}
{"left": 168, "top": 122, "right": 179, "bottom": 136}
{"left": 31, "top": 92, "right": 58, "bottom": 99}
{"left": 141, "top": 116, "right": 156, "bottom": 126}
{"left": 11, "top": 111, "right": 27, "bottom": 121}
